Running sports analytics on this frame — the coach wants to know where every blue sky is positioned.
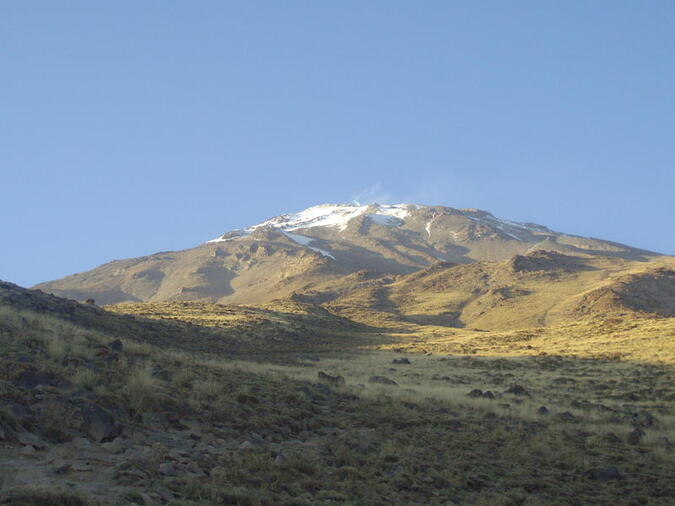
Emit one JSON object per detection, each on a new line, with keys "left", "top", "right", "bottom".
{"left": 2, "top": 1, "right": 674, "bottom": 287}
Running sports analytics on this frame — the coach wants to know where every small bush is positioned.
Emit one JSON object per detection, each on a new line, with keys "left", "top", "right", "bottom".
{"left": 125, "top": 363, "right": 159, "bottom": 413}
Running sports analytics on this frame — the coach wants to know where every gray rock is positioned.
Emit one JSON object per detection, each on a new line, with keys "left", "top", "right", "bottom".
{"left": 505, "top": 384, "right": 530, "bottom": 396}
{"left": 20, "top": 445, "right": 36, "bottom": 456}
{"left": 109, "top": 339, "right": 123, "bottom": 351}
{"left": 238, "top": 440, "right": 256, "bottom": 450}
{"left": 392, "top": 358, "right": 411, "bottom": 365}
{"left": 18, "top": 370, "right": 54, "bottom": 390}
{"left": 317, "top": 371, "right": 346, "bottom": 386}
{"left": 71, "top": 461, "right": 93, "bottom": 472}
{"left": 584, "top": 466, "right": 623, "bottom": 481}
{"left": 159, "top": 462, "right": 179, "bottom": 476}
{"left": 537, "top": 406, "right": 549, "bottom": 415}
{"left": 102, "top": 437, "right": 127, "bottom": 454}
{"left": 627, "top": 427, "right": 645, "bottom": 445}
{"left": 53, "top": 462, "right": 72, "bottom": 474}
{"left": 156, "top": 486, "right": 175, "bottom": 502}
{"left": 45, "top": 442, "right": 84, "bottom": 463}
{"left": 368, "top": 376, "right": 398, "bottom": 386}
{"left": 468, "top": 389, "right": 484, "bottom": 398}
{"left": 603, "top": 432, "right": 621, "bottom": 443}
{"left": 82, "top": 405, "right": 118, "bottom": 442}
{"left": 186, "top": 461, "right": 207, "bottom": 477}
{"left": 17, "top": 432, "right": 47, "bottom": 449}
{"left": 72, "top": 436, "right": 94, "bottom": 450}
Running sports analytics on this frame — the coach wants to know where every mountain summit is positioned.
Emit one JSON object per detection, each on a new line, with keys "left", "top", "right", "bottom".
{"left": 35, "top": 203, "right": 657, "bottom": 305}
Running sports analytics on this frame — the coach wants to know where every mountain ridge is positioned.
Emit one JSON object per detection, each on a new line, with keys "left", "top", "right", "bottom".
{"left": 35, "top": 202, "right": 661, "bottom": 305}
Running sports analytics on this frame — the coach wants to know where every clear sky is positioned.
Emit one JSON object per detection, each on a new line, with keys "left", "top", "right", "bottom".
{"left": 2, "top": 1, "right": 674, "bottom": 287}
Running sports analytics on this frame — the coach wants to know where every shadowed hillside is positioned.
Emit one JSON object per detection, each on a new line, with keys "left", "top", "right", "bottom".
{"left": 314, "top": 252, "right": 675, "bottom": 333}
{"left": 1, "top": 280, "right": 674, "bottom": 505}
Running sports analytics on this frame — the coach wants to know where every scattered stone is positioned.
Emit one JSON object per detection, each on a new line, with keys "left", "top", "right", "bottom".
{"left": 186, "top": 461, "right": 206, "bottom": 477}
{"left": 627, "top": 428, "right": 645, "bottom": 445}
{"left": 368, "top": 376, "right": 398, "bottom": 386}
{"left": 17, "top": 432, "right": 47, "bottom": 449}
{"left": 238, "top": 441, "right": 256, "bottom": 450}
{"left": 274, "top": 452, "right": 288, "bottom": 466}
{"left": 632, "top": 411, "right": 657, "bottom": 428}
{"left": 468, "top": 389, "right": 484, "bottom": 398}
{"left": 138, "top": 492, "right": 156, "bottom": 505}
{"left": 559, "top": 411, "right": 576, "bottom": 422}
{"left": 236, "top": 393, "right": 260, "bottom": 405}
{"left": 72, "top": 436, "right": 94, "bottom": 450}
{"left": 505, "top": 384, "right": 530, "bottom": 396}
{"left": 603, "top": 432, "right": 621, "bottom": 443}
{"left": 537, "top": 406, "right": 549, "bottom": 415}
{"left": 109, "top": 339, "right": 123, "bottom": 351}
{"left": 20, "top": 445, "right": 36, "bottom": 456}
{"left": 584, "top": 466, "right": 623, "bottom": 481}
{"left": 402, "top": 401, "right": 419, "bottom": 410}
{"left": 159, "top": 462, "right": 179, "bottom": 476}
{"left": 392, "top": 358, "right": 411, "bottom": 365}
{"left": 317, "top": 371, "right": 346, "bottom": 386}
{"left": 84, "top": 298, "right": 96, "bottom": 305}
{"left": 71, "top": 461, "right": 93, "bottom": 472}
{"left": 83, "top": 406, "right": 118, "bottom": 442}
{"left": 54, "top": 463, "right": 71, "bottom": 474}
{"left": 45, "top": 443, "right": 83, "bottom": 463}
{"left": 102, "top": 437, "right": 126, "bottom": 454}
{"left": 483, "top": 391, "right": 495, "bottom": 400}
{"left": 18, "top": 370, "right": 54, "bottom": 390}
{"left": 156, "top": 486, "right": 175, "bottom": 502}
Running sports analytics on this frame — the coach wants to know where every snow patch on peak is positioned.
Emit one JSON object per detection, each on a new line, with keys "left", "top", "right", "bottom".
{"left": 284, "top": 232, "right": 335, "bottom": 259}
{"left": 206, "top": 202, "right": 551, "bottom": 245}
{"left": 208, "top": 203, "right": 421, "bottom": 243}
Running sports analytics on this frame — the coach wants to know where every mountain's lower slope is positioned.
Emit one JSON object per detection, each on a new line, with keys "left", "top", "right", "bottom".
{"left": 34, "top": 203, "right": 658, "bottom": 305}
{"left": 314, "top": 251, "right": 675, "bottom": 333}
{"left": 0, "top": 281, "right": 375, "bottom": 356}
{"left": 1, "top": 281, "right": 674, "bottom": 505}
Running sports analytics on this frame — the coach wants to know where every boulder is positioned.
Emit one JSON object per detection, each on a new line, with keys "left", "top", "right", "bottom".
{"left": 392, "top": 358, "right": 411, "bottom": 365}
{"left": 317, "top": 371, "right": 346, "bottom": 386}
{"left": 368, "top": 376, "right": 398, "bottom": 386}
{"left": 505, "top": 384, "right": 530, "bottom": 396}
{"left": 627, "top": 427, "right": 645, "bottom": 445}
{"left": 584, "top": 466, "right": 623, "bottom": 481}
{"left": 81, "top": 405, "right": 118, "bottom": 442}
{"left": 109, "top": 339, "right": 123, "bottom": 352}
{"left": 17, "top": 432, "right": 47, "bottom": 449}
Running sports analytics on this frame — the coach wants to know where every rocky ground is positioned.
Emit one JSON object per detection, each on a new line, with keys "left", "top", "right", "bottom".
{"left": 1, "top": 282, "right": 674, "bottom": 505}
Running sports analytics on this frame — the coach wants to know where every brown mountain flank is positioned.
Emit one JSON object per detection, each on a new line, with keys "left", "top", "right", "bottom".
{"left": 34, "top": 204, "right": 658, "bottom": 305}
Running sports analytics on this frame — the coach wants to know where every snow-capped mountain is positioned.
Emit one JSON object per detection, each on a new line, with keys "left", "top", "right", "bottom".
{"left": 208, "top": 203, "right": 549, "bottom": 242}
{"left": 35, "top": 203, "right": 658, "bottom": 305}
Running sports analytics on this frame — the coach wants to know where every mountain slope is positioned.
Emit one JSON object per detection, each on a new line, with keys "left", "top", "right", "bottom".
{"left": 318, "top": 251, "right": 675, "bottom": 332}
{"left": 35, "top": 203, "right": 658, "bottom": 305}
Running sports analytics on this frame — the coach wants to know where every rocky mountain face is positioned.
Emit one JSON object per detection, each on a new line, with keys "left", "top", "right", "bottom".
{"left": 34, "top": 203, "right": 658, "bottom": 305}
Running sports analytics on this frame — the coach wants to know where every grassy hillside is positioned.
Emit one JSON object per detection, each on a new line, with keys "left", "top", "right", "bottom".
{"left": 102, "top": 253, "right": 675, "bottom": 364}
{"left": 1, "top": 281, "right": 674, "bottom": 505}
{"left": 319, "top": 252, "right": 675, "bottom": 332}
